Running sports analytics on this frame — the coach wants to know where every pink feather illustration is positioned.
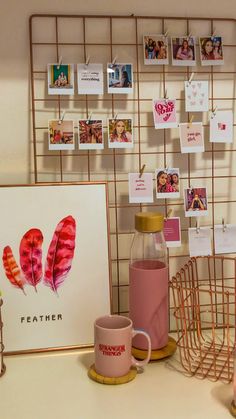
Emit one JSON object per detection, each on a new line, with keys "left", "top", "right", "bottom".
{"left": 2, "top": 246, "right": 26, "bottom": 295}
{"left": 44, "top": 215, "right": 76, "bottom": 294}
{"left": 19, "top": 228, "right": 43, "bottom": 292}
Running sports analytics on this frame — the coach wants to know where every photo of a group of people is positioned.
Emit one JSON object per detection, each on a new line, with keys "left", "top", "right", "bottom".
{"left": 156, "top": 168, "right": 180, "bottom": 199}
{"left": 49, "top": 120, "right": 75, "bottom": 150}
{"left": 48, "top": 118, "right": 133, "bottom": 150}
{"left": 143, "top": 35, "right": 224, "bottom": 66}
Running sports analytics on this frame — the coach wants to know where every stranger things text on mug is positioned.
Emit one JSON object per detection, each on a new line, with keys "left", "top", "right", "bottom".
{"left": 94, "top": 315, "right": 151, "bottom": 378}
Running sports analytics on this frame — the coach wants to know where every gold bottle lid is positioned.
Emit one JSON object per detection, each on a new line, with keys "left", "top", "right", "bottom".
{"left": 135, "top": 212, "right": 164, "bottom": 233}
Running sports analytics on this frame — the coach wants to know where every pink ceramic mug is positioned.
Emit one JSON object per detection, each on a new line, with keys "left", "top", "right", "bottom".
{"left": 94, "top": 315, "right": 151, "bottom": 378}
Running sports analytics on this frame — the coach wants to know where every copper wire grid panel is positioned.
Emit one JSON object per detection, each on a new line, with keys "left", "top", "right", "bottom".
{"left": 29, "top": 14, "right": 236, "bottom": 317}
{"left": 170, "top": 255, "right": 236, "bottom": 382}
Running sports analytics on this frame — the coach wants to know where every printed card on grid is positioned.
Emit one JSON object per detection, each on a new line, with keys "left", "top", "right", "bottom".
{"left": 179, "top": 122, "right": 205, "bottom": 153}
{"left": 163, "top": 217, "right": 181, "bottom": 247}
{"left": 77, "top": 64, "right": 104, "bottom": 95}
{"left": 153, "top": 99, "right": 178, "bottom": 129}
{"left": 188, "top": 227, "right": 212, "bottom": 257}
{"left": 128, "top": 173, "right": 153, "bottom": 203}
{"left": 210, "top": 110, "right": 233, "bottom": 143}
{"left": 184, "top": 81, "right": 209, "bottom": 112}
{"left": 214, "top": 224, "right": 236, "bottom": 254}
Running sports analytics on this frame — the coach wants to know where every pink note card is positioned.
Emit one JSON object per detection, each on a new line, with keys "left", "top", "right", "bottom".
{"left": 153, "top": 99, "right": 178, "bottom": 129}
{"left": 164, "top": 217, "right": 181, "bottom": 247}
{"left": 128, "top": 173, "right": 153, "bottom": 203}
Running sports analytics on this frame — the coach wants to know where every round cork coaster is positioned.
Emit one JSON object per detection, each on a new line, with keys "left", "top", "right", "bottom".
{"left": 230, "top": 400, "right": 236, "bottom": 417}
{"left": 132, "top": 336, "right": 177, "bottom": 361}
{"left": 88, "top": 364, "right": 137, "bottom": 385}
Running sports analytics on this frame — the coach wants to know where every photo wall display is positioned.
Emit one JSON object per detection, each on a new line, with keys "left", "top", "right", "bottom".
{"left": 143, "top": 35, "right": 224, "bottom": 66}
{"left": 48, "top": 118, "right": 134, "bottom": 151}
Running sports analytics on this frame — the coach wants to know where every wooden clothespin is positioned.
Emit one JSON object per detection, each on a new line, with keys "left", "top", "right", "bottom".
{"left": 85, "top": 56, "right": 90, "bottom": 66}
{"left": 211, "top": 29, "right": 216, "bottom": 40}
{"left": 86, "top": 112, "right": 92, "bottom": 124}
{"left": 188, "top": 115, "right": 194, "bottom": 128}
{"left": 165, "top": 208, "right": 173, "bottom": 221}
{"left": 222, "top": 218, "right": 227, "bottom": 233}
{"left": 57, "top": 56, "right": 62, "bottom": 70}
{"left": 187, "top": 33, "right": 192, "bottom": 40}
{"left": 188, "top": 72, "right": 194, "bottom": 85}
{"left": 164, "top": 29, "right": 169, "bottom": 38}
{"left": 58, "top": 110, "right": 66, "bottom": 125}
{"left": 139, "top": 164, "right": 146, "bottom": 178}
{"left": 196, "top": 219, "right": 200, "bottom": 234}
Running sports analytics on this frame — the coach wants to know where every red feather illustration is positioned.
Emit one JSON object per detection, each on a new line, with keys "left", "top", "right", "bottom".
{"left": 2, "top": 246, "right": 26, "bottom": 295}
{"left": 44, "top": 215, "right": 76, "bottom": 294}
{"left": 19, "top": 228, "right": 43, "bottom": 292}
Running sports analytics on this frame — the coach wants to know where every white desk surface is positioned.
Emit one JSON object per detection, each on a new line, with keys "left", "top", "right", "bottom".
{"left": 0, "top": 343, "right": 233, "bottom": 419}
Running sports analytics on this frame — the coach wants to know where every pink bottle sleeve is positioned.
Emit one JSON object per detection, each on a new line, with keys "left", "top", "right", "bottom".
{"left": 129, "top": 260, "right": 169, "bottom": 350}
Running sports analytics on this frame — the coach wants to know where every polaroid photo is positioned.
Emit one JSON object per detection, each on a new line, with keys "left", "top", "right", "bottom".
{"left": 210, "top": 110, "right": 233, "bottom": 143}
{"left": 164, "top": 217, "right": 181, "bottom": 248}
{"left": 47, "top": 64, "right": 74, "bottom": 95}
{"left": 128, "top": 173, "right": 154, "bottom": 204}
{"left": 156, "top": 168, "right": 180, "bottom": 199}
{"left": 107, "top": 63, "right": 133, "bottom": 94}
{"left": 153, "top": 99, "right": 178, "bottom": 129}
{"left": 77, "top": 63, "right": 104, "bottom": 95}
{"left": 171, "top": 37, "right": 196, "bottom": 66}
{"left": 185, "top": 81, "right": 209, "bottom": 112}
{"left": 200, "top": 36, "right": 224, "bottom": 66}
{"left": 214, "top": 224, "right": 236, "bottom": 254}
{"left": 143, "top": 35, "right": 169, "bottom": 65}
{"left": 78, "top": 119, "right": 104, "bottom": 150}
{"left": 179, "top": 122, "right": 204, "bottom": 153}
{"left": 188, "top": 227, "right": 212, "bottom": 257}
{"left": 108, "top": 118, "right": 133, "bottom": 149}
{"left": 184, "top": 187, "right": 208, "bottom": 217}
{"left": 48, "top": 120, "right": 75, "bottom": 150}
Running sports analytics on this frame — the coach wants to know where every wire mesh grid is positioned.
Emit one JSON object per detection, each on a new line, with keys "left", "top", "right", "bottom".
{"left": 29, "top": 14, "right": 236, "bottom": 318}
{"left": 170, "top": 255, "right": 236, "bottom": 382}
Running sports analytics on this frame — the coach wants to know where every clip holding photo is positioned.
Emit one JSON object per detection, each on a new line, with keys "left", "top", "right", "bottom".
{"left": 188, "top": 72, "right": 195, "bottom": 86}
{"left": 57, "top": 56, "right": 63, "bottom": 70}
{"left": 196, "top": 220, "right": 200, "bottom": 234}
{"left": 139, "top": 164, "right": 146, "bottom": 179}
{"left": 86, "top": 112, "right": 93, "bottom": 125}
{"left": 58, "top": 110, "right": 66, "bottom": 125}
{"left": 222, "top": 218, "right": 227, "bottom": 233}
{"left": 187, "top": 115, "right": 194, "bottom": 129}
{"left": 164, "top": 208, "right": 173, "bottom": 221}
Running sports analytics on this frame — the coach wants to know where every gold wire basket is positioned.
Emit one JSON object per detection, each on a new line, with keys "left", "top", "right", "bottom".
{"left": 170, "top": 256, "right": 236, "bottom": 383}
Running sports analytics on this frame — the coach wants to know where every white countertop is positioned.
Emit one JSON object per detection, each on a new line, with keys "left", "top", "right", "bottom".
{"left": 0, "top": 344, "right": 233, "bottom": 419}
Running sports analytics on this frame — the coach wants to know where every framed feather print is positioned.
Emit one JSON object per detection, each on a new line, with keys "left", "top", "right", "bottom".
{"left": 0, "top": 182, "right": 111, "bottom": 353}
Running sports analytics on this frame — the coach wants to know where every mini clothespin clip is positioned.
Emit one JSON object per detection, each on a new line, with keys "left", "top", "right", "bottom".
{"left": 188, "top": 115, "right": 194, "bottom": 128}
{"left": 164, "top": 29, "right": 169, "bottom": 38}
{"left": 188, "top": 72, "right": 194, "bottom": 85}
{"left": 187, "top": 33, "right": 192, "bottom": 40}
{"left": 222, "top": 218, "right": 227, "bottom": 233}
{"left": 86, "top": 112, "right": 92, "bottom": 124}
{"left": 165, "top": 164, "right": 169, "bottom": 173}
{"left": 58, "top": 110, "right": 66, "bottom": 125}
{"left": 112, "top": 113, "right": 118, "bottom": 123}
{"left": 112, "top": 56, "right": 117, "bottom": 65}
{"left": 211, "top": 106, "right": 218, "bottom": 119}
{"left": 139, "top": 164, "right": 146, "bottom": 178}
{"left": 85, "top": 56, "right": 90, "bottom": 66}
{"left": 211, "top": 29, "right": 216, "bottom": 40}
{"left": 57, "top": 56, "right": 62, "bottom": 70}
{"left": 165, "top": 208, "right": 173, "bottom": 221}
{"left": 196, "top": 219, "right": 200, "bottom": 234}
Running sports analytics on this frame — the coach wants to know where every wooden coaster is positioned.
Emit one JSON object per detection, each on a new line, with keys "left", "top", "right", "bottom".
{"left": 230, "top": 400, "right": 236, "bottom": 417}
{"left": 132, "top": 336, "right": 177, "bottom": 361}
{"left": 88, "top": 364, "right": 137, "bottom": 385}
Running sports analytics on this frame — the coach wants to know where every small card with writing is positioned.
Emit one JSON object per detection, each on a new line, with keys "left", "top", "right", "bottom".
{"left": 184, "top": 81, "right": 209, "bottom": 112}
{"left": 214, "top": 224, "right": 236, "bottom": 254}
{"left": 210, "top": 110, "right": 233, "bottom": 143}
{"left": 128, "top": 173, "right": 153, "bottom": 203}
{"left": 179, "top": 122, "right": 204, "bottom": 153}
{"left": 153, "top": 99, "right": 178, "bottom": 129}
{"left": 164, "top": 217, "right": 181, "bottom": 247}
{"left": 188, "top": 227, "right": 212, "bottom": 257}
{"left": 77, "top": 64, "right": 104, "bottom": 95}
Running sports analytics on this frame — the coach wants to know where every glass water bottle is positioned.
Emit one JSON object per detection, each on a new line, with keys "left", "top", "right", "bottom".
{"left": 129, "top": 212, "right": 168, "bottom": 351}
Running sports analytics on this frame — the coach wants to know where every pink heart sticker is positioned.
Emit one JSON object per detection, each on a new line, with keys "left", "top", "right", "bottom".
{"left": 193, "top": 92, "right": 197, "bottom": 97}
{"left": 190, "top": 102, "right": 196, "bottom": 106}
{"left": 197, "top": 83, "right": 202, "bottom": 88}
{"left": 201, "top": 93, "right": 205, "bottom": 97}
{"left": 188, "top": 95, "right": 191, "bottom": 99}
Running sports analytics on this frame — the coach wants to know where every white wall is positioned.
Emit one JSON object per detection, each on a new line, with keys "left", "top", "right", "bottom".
{"left": 0, "top": 0, "right": 235, "bottom": 182}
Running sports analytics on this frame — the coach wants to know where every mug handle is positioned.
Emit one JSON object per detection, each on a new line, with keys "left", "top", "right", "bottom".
{"left": 131, "top": 329, "right": 151, "bottom": 368}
